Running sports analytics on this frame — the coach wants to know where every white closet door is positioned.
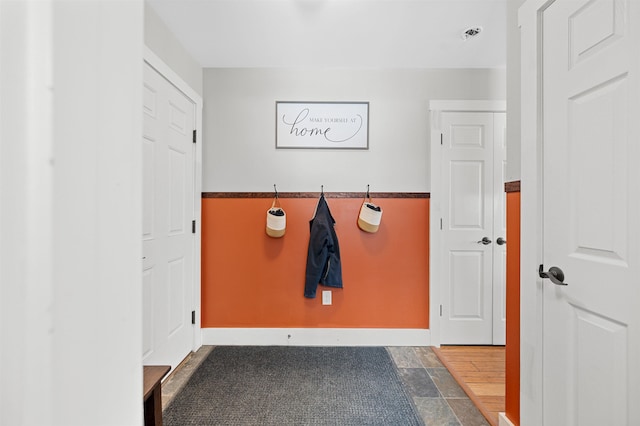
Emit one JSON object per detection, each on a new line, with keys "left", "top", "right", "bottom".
{"left": 542, "top": 0, "right": 640, "bottom": 424}
{"left": 440, "top": 112, "right": 497, "bottom": 345}
{"left": 142, "top": 62, "right": 195, "bottom": 370}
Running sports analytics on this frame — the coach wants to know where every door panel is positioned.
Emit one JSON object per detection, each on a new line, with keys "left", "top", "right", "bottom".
{"left": 542, "top": 0, "right": 639, "bottom": 424}
{"left": 450, "top": 161, "right": 485, "bottom": 228}
{"left": 441, "top": 112, "right": 495, "bottom": 345}
{"left": 570, "top": 74, "right": 628, "bottom": 262}
{"left": 142, "top": 268, "right": 154, "bottom": 358}
{"left": 142, "top": 62, "right": 195, "bottom": 370}
{"left": 168, "top": 257, "right": 185, "bottom": 336}
{"left": 142, "top": 138, "right": 155, "bottom": 239}
{"left": 449, "top": 251, "right": 486, "bottom": 319}
{"left": 169, "top": 147, "right": 186, "bottom": 234}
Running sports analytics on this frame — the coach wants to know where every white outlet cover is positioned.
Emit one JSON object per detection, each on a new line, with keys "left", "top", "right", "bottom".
{"left": 322, "top": 291, "right": 332, "bottom": 305}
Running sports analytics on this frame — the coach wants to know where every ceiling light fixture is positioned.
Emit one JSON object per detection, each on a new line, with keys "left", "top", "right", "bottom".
{"left": 461, "top": 26, "right": 483, "bottom": 40}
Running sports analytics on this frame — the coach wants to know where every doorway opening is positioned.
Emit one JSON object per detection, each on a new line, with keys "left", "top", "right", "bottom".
{"left": 429, "top": 101, "right": 507, "bottom": 346}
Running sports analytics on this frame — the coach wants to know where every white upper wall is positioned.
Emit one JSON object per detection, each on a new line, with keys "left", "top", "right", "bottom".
{"left": 203, "top": 68, "right": 506, "bottom": 192}
{"left": 144, "top": 2, "right": 203, "bottom": 96}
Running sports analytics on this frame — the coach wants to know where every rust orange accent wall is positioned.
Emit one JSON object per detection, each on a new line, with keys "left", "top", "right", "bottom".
{"left": 505, "top": 190, "right": 521, "bottom": 425}
{"left": 201, "top": 196, "right": 429, "bottom": 328}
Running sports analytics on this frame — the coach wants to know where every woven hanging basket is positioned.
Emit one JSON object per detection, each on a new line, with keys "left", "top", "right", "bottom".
{"left": 266, "top": 198, "right": 286, "bottom": 238}
{"left": 357, "top": 197, "right": 382, "bottom": 233}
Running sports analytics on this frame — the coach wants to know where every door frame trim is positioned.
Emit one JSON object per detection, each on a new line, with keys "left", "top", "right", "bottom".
{"left": 428, "top": 100, "right": 506, "bottom": 348}
{"left": 518, "top": 0, "right": 553, "bottom": 424}
{"left": 143, "top": 46, "right": 204, "bottom": 352}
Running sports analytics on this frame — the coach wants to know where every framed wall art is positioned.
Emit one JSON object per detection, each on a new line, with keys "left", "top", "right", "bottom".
{"left": 275, "top": 101, "right": 369, "bottom": 149}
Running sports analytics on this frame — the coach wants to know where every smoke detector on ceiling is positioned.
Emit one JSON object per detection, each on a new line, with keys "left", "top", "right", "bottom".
{"left": 461, "top": 26, "right": 483, "bottom": 40}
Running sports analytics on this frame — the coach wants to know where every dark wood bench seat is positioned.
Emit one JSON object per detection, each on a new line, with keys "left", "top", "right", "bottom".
{"left": 143, "top": 365, "right": 171, "bottom": 426}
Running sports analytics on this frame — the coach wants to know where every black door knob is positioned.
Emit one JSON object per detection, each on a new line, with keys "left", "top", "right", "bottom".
{"left": 539, "top": 264, "right": 567, "bottom": 286}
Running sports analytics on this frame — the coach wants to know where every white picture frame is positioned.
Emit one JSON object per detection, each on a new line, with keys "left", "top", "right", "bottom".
{"left": 276, "top": 101, "right": 369, "bottom": 149}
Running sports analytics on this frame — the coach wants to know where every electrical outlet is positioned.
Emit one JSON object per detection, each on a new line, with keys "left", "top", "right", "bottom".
{"left": 322, "top": 291, "right": 332, "bottom": 305}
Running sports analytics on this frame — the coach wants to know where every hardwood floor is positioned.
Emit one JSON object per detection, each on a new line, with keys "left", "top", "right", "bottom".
{"left": 432, "top": 346, "right": 505, "bottom": 426}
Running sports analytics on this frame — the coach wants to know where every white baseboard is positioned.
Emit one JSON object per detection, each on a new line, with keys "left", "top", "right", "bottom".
{"left": 498, "top": 412, "right": 516, "bottom": 426}
{"left": 202, "top": 328, "right": 431, "bottom": 346}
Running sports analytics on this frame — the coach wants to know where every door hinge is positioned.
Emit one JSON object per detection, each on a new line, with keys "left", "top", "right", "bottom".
{"left": 192, "top": 220, "right": 196, "bottom": 234}
{"left": 192, "top": 129, "right": 197, "bottom": 143}
{"left": 440, "top": 133, "right": 443, "bottom": 145}
{"left": 440, "top": 305, "right": 443, "bottom": 317}
{"left": 191, "top": 310, "right": 196, "bottom": 325}
{"left": 440, "top": 218, "right": 443, "bottom": 230}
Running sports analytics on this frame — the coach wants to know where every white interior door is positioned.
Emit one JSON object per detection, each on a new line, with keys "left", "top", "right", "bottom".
{"left": 142, "top": 62, "right": 195, "bottom": 370}
{"left": 440, "top": 111, "right": 506, "bottom": 345}
{"left": 542, "top": 1, "right": 640, "bottom": 424}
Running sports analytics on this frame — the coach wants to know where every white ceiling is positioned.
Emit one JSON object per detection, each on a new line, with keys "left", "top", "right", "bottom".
{"left": 146, "top": 0, "right": 507, "bottom": 69}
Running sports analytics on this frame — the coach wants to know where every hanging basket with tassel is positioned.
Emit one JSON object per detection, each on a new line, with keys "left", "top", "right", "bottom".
{"left": 266, "top": 185, "right": 286, "bottom": 238}
{"left": 357, "top": 185, "right": 382, "bottom": 233}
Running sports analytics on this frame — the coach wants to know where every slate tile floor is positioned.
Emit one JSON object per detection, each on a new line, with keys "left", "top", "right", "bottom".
{"left": 387, "top": 347, "right": 489, "bottom": 426}
{"left": 161, "top": 346, "right": 489, "bottom": 426}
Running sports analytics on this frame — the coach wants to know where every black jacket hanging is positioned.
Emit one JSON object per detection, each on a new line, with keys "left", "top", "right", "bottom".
{"left": 304, "top": 194, "right": 343, "bottom": 298}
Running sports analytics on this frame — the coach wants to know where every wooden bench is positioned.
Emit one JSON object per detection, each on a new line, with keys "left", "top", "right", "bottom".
{"left": 143, "top": 365, "right": 171, "bottom": 426}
